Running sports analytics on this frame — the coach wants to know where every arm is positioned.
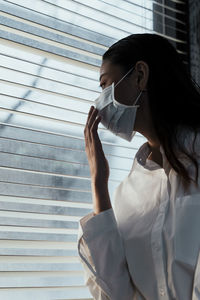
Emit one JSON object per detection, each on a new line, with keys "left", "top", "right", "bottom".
{"left": 77, "top": 106, "right": 135, "bottom": 299}
{"left": 77, "top": 208, "right": 136, "bottom": 300}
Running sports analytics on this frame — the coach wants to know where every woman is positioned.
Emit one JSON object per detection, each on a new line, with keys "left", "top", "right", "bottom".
{"left": 77, "top": 34, "right": 200, "bottom": 300}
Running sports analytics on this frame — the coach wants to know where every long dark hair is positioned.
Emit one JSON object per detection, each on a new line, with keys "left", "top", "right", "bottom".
{"left": 103, "top": 33, "right": 200, "bottom": 189}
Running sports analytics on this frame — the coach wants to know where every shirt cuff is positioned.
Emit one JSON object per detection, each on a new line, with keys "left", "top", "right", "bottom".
{"left": 79, "top": 208, "right": 118, "bottom": 242}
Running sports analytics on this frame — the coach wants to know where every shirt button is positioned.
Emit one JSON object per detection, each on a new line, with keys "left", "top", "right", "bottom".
{"left": 159, "top": 288, "right": 165, "bottom": 296}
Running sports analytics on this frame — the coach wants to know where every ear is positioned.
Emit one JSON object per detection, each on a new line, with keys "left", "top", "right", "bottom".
{"left": 135, "top": 60, "right": 149, "bottom": 91}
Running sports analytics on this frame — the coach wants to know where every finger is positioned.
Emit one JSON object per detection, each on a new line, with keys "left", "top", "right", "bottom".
{"left": 90, "top": 116, "right": 102, "bottom": 147}
{"left": 84, "top": 106, "right": 94, "bottom": 140}
{"left": 86, "top": 106, "right": 95, "bottom": 127}
{"left": 88, "top": 108, "right": 99, "bottom": 130}
{"left": 84, "top": 126, "right": 92, "bottom": 146}
{"left": 91, "top": 115, "right": 101, "bottom": 133}
{"left": 85, "top": 107, "right": 100, "bottom": 146}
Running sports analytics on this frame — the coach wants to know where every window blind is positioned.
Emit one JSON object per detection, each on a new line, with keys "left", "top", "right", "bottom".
{"left": 0, "top": 0, "right": 189, "bottom": 299}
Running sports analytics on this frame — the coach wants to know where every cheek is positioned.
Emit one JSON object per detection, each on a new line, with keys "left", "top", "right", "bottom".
{"left": 106, "top": 79, "right": 114, "bottom": 88}
{"left": 133, "top": 107, "right": 142, "bottom": 129}
{"left": 114, "top": 85, "right": 137, "bottom": 105}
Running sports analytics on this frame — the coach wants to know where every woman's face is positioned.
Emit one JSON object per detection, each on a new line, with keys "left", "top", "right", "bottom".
{"left": 99, "top": 59, "right": 144, "bottom": 106}
{"left": 99, "top": 59, "right": 150, "bottom": 134}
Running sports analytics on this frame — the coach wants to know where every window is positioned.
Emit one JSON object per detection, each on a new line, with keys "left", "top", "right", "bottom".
{"left": 0, "top": 0, "right": 189, "bottom": 299}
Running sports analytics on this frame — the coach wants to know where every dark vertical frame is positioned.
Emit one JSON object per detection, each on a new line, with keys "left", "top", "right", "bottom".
{"left": 153, "top": 0, "right": 190, "bottom": 72}
{"left": 188, "top": 0, "right": 200, "bottom": 85}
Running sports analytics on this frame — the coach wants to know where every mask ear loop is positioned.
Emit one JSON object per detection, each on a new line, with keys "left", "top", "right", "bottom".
{"left": 134, "top": 90, "right": 143, "bottom": 106}
{"left": 133, "top": 88, "right": 148, "bottom": 106}
{"left": 114, "top": 66, "right": 135, "bottom": 88}
{"left": 114, "top": 65, "right": 148, "bottom": 106}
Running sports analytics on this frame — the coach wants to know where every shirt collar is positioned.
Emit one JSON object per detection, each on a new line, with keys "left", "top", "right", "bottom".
{"left": 135, "top": 129, "right": 200, "bottom": 176}
{"left": 135, "top": 140, "right": 194, "bottom": 176}
{"left": 135, "top": 142, "right": 171, "bottom": 174}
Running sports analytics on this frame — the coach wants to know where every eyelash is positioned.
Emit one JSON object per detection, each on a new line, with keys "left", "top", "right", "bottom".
{"left": 99, "top": 82, "right": 105, "bottom": 88}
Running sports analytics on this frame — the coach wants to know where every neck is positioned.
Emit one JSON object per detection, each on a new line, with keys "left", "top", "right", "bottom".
{"left": 136, "top": 125, "right": 163, "bottom": 167}
{"left": 146, "top": 137, "right": 163, "bottom": 168}
{"left": 138, "top": 127, "right": 160, "bottom": 151}
{"left": 147, "top": 139, "right": 161, "bottom": 152}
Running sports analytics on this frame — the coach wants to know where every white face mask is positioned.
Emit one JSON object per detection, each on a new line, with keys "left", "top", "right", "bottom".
{"left": 94, "top": 66, "right": 143, "bottom": 142}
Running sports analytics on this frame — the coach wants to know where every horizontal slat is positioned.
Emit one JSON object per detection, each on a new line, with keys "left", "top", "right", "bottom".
{"left": 0, "top": 0, "right": 114, "bottom": 46}
{"left": 2, "top": 0, "right": 187, "bottom": 44}
{"left": 0, "top": 137, "right": 135, "bottom": 171}
{"left": 0, "top": 195, "right": 93, "bottom": 209}
{"left": 0, "top": 286, "right": 92, "bottom": 300}
{"left": 0, "top": 29, "right": 101, "bottom": 66}
{"left": 0, "top": 206, "right": 87, "bottom": 220}
{"left": 0, "top": 152, "right": 127, "bottom": 181}
{"left": 0, "top": 43, "right": 100, "bottom": 81}
{"left": 70, "top": 0, "right": 186, "bottom": 24}
{"left": 0, "top": 271, "right": 84, "bottom": 287}
{"left": 0, "top": 0, "right": 188, "bottom": 51}
{"left": 2, "top": 0, "right": 186, "bottom": 29}
{"left": 0, "top": 248, "right": 78, "bottom": 256}
{"left": 0, "top": 182, "right": 92, "bottom": 203}
{"left": 0, "top": 200, "right": 92, "bottom": 217}
{"left": 0, "top": 228, "right": 77, "bottom": 242}
{"left": 127, "top": 0, "right": 185, "bottom": 12}
{"left": 0, "top": 105, "right": 91, "bottom": 138}
{"left": 0, "top": 152, "right": 90, "bottom": 177}
{"left": 44, "top": 0, "right": 152, "bottom": 31}
{"left": 90, "top": 0, "right": 153, "bottom": 17}
{"left": 0, "top": 15, "right": 104, "bottom": 56}
{"left": 153, "top": 6, "right": 186, "bottom": 24}
{"left": 0, "top": 239, "right": 78, "bottom": 256}
{"left": 0, "top": 67, "right": 99, "bottom": 100}
{"left": 0, "top": 91, "right": 91, "bottom": 115}
{"left": 106, "top": 0, "right": 185, "bottom": 15}
{"left": 0, "top": 2, "right": 187, "bottom": 45}
{"left": 0, "top": 216, "right": 78, "bottom": 229}
{"left": 0, "top": 54, "right": 100, "bottom": 92}
{"left": 26, "top": 0, "right": 187, "bottom": 30}
{"left": 0, "top": 167, "right": 91, "bottom": 191}
{"left": 153, "top": 0, "right": 186, "bottom": 16}
{"left": 0, "top": 105, "right": 104, "bottom": 136}
{"left": 0, "top": 123, "right": 144, "bottom": 158}
{"left": 0, "top": 179, "right": 117, "bottom": 207}
{"left": 0, "top": 103, "right": 144, "bottom": 150}
{"left": 2, "top": 0, "right": 151, "bottom": 39}
{"left": 0, "top": 256, "right": 82, "bottom": 271}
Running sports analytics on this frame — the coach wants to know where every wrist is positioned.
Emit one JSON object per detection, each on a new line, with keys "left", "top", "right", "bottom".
{"left": 91, "top": 177, "right": 108, "bottom": 188}
{"left": 91, "top": 180, "right": 111, "bottom": 215}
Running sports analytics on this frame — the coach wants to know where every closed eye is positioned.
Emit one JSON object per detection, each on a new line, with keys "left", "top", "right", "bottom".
{"left": 99, "top": 82, "right": 106, "bottom": 89}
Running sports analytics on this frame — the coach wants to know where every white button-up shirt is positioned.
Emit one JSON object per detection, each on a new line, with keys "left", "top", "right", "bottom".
{"left": 77, "top": 141, "right": 200, "bottom": 300}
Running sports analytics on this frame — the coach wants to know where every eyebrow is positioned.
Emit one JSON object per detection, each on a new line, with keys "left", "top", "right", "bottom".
{"left": 99, "top": 72, "right": 109, "bottom": 82}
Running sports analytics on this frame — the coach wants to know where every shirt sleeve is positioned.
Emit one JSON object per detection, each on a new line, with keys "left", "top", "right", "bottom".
{"left": 77, "top": 207, "right": 136, "bottom": 300}
{"left": 192, "top": 250, "right": 200, "bottom": 300}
